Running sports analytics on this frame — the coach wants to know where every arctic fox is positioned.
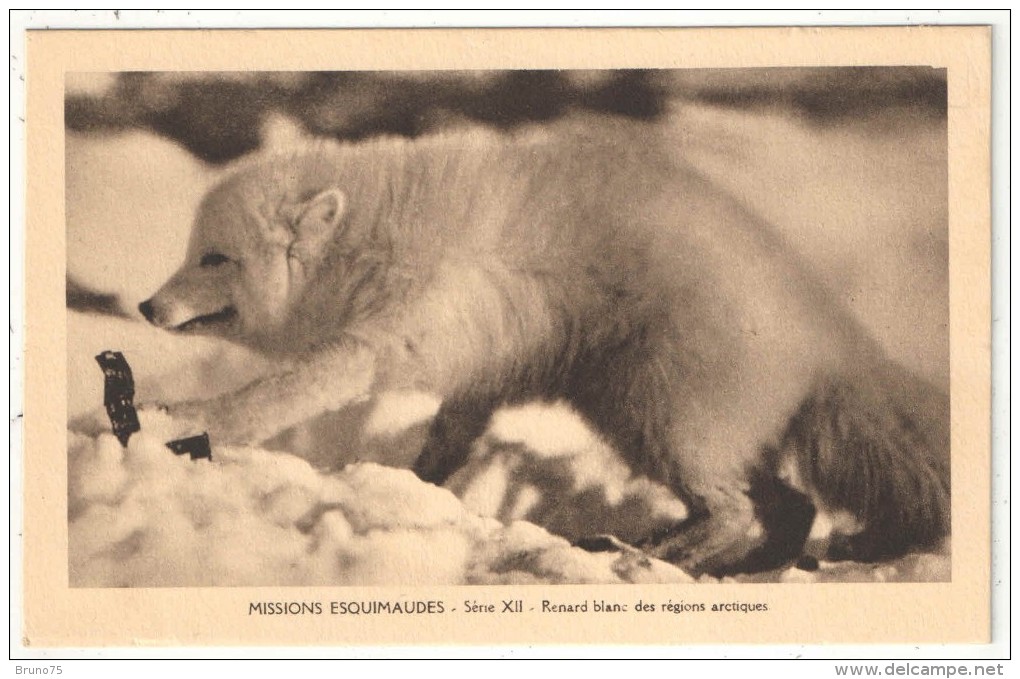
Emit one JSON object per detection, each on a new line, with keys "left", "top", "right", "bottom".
{"left": 139, "top": 121, "right": 950, "bottom": 575}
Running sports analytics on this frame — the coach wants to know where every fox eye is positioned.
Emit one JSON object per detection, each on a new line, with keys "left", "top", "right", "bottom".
{"left": 200, "top": 252, "right": 230, "bottom": 267}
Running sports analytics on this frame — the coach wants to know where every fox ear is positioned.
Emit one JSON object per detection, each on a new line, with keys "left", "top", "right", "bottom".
{"left": 292, "top": 188, "right": 346, "bottom": 247}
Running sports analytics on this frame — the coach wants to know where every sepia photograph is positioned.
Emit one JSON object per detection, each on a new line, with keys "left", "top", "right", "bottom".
{"left": 64, "top": 66, "right": 951, "bottom": 587}
{"left": 17, "top": 23, "right": 994, "bottom": 650}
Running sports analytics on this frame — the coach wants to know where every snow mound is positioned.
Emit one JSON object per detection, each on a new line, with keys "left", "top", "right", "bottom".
{"left": 68, "top": 422, "right": 692, "bottom": 587}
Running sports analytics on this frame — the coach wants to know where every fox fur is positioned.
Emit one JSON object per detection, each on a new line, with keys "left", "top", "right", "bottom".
{"left": 139, "top": 120, "right": 950, "bottom": 575}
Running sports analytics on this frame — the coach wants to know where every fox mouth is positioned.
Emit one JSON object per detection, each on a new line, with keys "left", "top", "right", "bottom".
{"left": 172, "top": 306, "right": 238, "bottom": 333}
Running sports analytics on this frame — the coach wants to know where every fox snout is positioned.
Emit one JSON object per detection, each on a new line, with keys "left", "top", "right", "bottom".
{"left": 137, "top": 295, "right": 181, "bottom": 328}
{"left": 137, "top": 268, "right": 240, "bottom": 336}
{"left": 138, "top": 299, "right": 156, "bottom": 323}
{"left": 138, "top": 289, "right": 239, "bottom": 334}
{"left": 137, "top": 295, "right": 185, "bottom": 329}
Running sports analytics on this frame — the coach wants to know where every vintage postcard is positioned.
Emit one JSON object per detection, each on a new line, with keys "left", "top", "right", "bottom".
{"left": 20, "top": 26, "right": 990, "bottom": 648}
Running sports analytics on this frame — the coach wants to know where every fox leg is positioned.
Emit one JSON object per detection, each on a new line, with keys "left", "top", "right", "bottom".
{"left": 412, "top": 395, "right": 498, "bottom": 485}
{"left": 567, "top": 351, "right": 814, "bottom": 575}
{"left": 165, "top": 343, "right": 376, "bottom": 445}
{"left": 650, "top": 366, "right": 950, "bottom": 575}
{"left": 569, "top": 395, "right": 798, "bottom": 575}
{"left": 641, "top": 469, "right": 816, "bottom": 576}
{"left": 640, "top": 481, "right": 760, "bottom": 576}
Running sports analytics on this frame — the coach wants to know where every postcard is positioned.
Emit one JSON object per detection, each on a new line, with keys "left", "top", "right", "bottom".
{"left": 21, "top": 25, "right": 990, "bottom": 647}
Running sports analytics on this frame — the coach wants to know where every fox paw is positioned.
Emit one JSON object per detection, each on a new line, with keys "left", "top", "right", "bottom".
{"left": 641, "top": 515, "right": 766, "bottom": 577}
{"left": 575, "top": 535, "right": 658, "bottom": 577}
{"left": 574, "top": 534, "right": 634, "bottom": 554}
{"left": 162, "top": 398, "right": 267, "bottom": 446}
{"left": 151, "top": 400, "right": 217, "bottom": 440}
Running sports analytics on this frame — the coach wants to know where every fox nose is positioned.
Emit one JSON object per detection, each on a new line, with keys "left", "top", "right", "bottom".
{"left": 138, "top": 299, "right": 156, "bottom": 323}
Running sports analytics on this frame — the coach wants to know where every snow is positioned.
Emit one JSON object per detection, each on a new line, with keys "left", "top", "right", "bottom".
{"left": 66, "top": 131, "right": 219, "bottom": 311}
{"left": 64, "top": 105, "right": 950, "bottom": 587}
{"left": 68, "top": 417, "right": 699, "bottom": 587}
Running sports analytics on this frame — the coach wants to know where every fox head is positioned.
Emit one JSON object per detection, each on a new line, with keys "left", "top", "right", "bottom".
{"left": 139, "top": 165, "right": 347, "bottom": 353}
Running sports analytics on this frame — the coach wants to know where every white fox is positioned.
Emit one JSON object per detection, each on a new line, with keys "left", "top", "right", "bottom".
{"left": 139, "top": 121, "right": 950, "bottom": 575}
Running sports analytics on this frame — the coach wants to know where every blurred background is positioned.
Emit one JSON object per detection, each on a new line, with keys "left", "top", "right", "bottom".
{"left": 65, "top": 68, "right": 946, "bottom": 163}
